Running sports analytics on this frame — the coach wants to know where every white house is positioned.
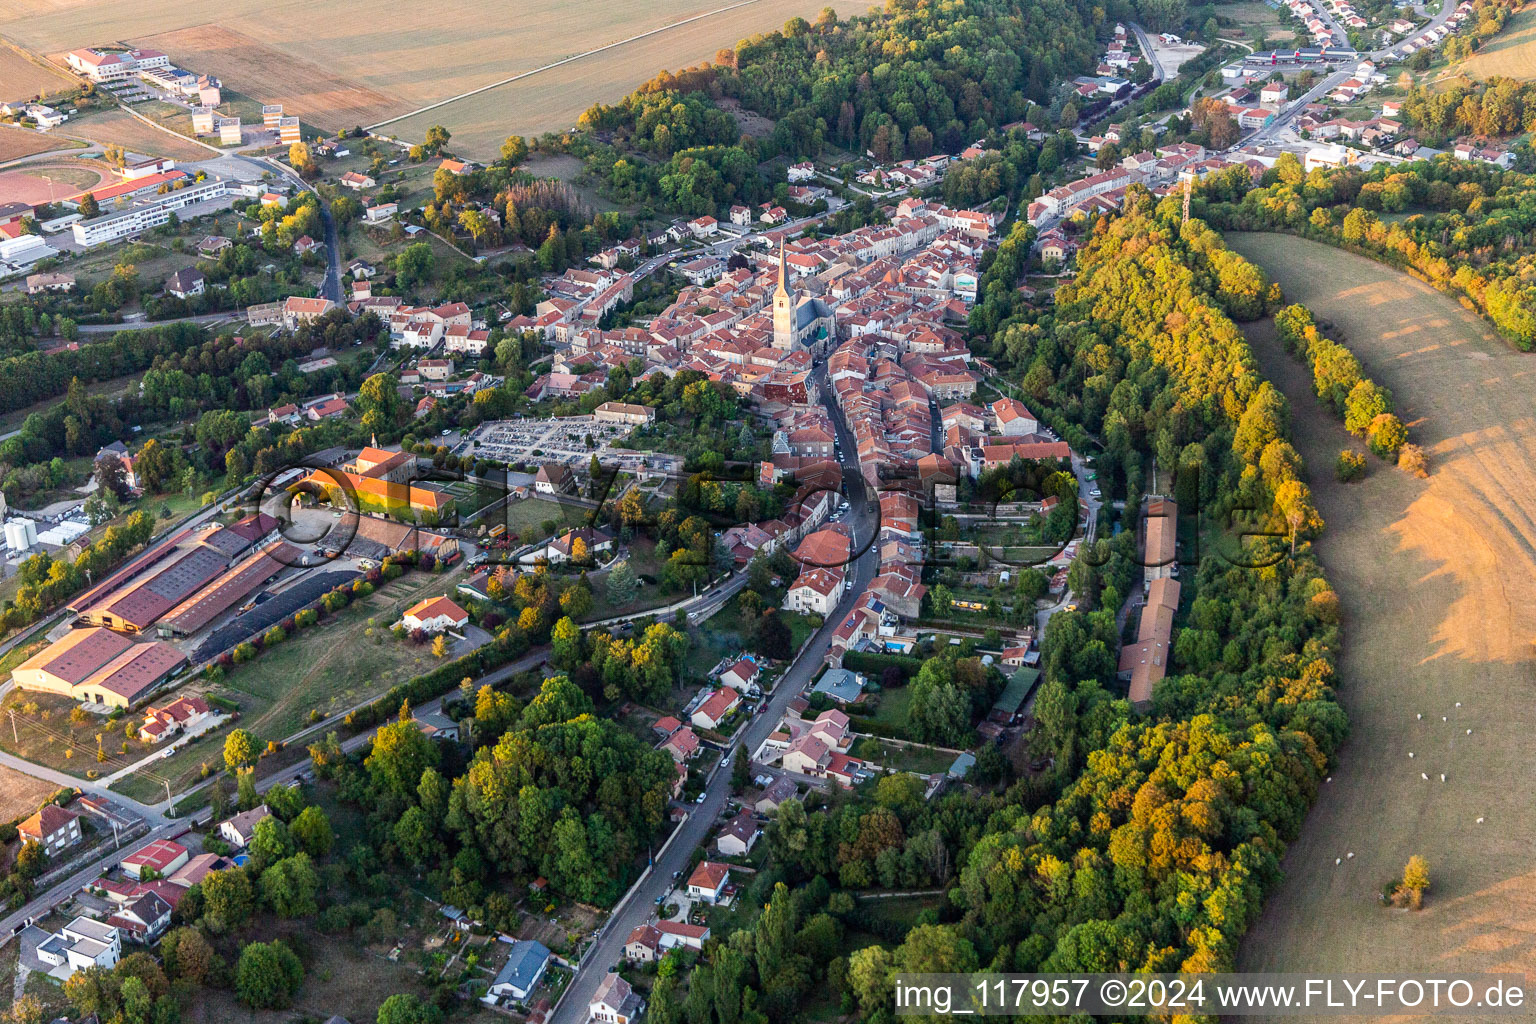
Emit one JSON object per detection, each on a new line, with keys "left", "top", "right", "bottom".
{"left": 18, "top": 804, "right": 81, "bottom": 857}
{"left": 685, "top": 860, "right": 731, "bottom": 904}
{"left": 590, "top": 972, "right": 644, "bottom": 1024}
{"left": 401, "top": 595, "right": 469, "bottom": 633}
{"left": 485, "top": 940, "right": 550, "bottom": 1004}
{"left": 36, "top": 918, "right": 120, "bottom": 977}
{"left": 717, "top": 658, "right": 760, "bottom": 693}
{"left": 518, "top": 526, "right": 615, "bottom": 566}
{"left": 107, "top": 891, "right": 172, "bottom": 943}
{"left": 783, "top": 567, "right": 844, "bottom": 616}
{"left": 787, "top": 161, "right": 815, "bottom": 182}
{"left": 534, "top": 464, "right": 576, "bottom": 495}
{"left": 715, "top": 809, "right": 761, "bottom": 856}
{"left": 990, "top": 397, "right": 1038, "bottom": 436}
{"left": 690, "top": 688, "right": 741, "bottom": 731}
{"left": 218, "top": 805, "right": 271, "bottom": 849}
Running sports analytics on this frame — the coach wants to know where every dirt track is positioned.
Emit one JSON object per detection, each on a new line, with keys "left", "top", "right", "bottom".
{"left": 1229, "top": 233, "right": 1536, "bottom": 1013}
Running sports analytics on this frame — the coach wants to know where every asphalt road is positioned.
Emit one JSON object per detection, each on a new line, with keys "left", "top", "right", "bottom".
{"left": 77, "top": 311, "right": 242, "bottom": 333}
{"left": 318, "top": 198, "right": 342, "bottom": 302}
{"left": 1129, "top": 23, "right": 1165, "bottom": 81}
{"left": 548, "top": 363, "right": 877, "bottom": 1024}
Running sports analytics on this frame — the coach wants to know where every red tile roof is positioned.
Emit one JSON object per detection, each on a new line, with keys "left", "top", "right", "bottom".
{"left": 687, "top": 860, "right": 730, "bottom": 891}
{"left": 18, "top": 803, "right": 76, "bottom": 841}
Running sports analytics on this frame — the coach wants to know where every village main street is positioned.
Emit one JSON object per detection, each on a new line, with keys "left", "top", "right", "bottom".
{"left": 548, "top": 361, "right": 878, "bottom": 1024}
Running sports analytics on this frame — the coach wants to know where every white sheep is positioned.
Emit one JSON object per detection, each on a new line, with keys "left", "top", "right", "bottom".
{"left": 1421, "top": 772, "right": 1429, "bottom": 780}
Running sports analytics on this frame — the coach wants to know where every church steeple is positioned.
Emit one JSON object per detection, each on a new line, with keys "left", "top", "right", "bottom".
{"left": 772, "top": 237, "right": 795, "bottom": 349}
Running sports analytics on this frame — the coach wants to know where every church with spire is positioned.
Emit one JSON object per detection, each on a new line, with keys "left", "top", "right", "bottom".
{"left": 770, "top": 238, "right": 835, "bottom": 355}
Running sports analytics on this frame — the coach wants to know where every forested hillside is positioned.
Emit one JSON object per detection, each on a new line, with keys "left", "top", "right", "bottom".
{"left": 949, "top": 203, "right": 1345, "bottom": 976}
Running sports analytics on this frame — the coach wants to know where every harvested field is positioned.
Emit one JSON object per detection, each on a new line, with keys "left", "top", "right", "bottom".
{"left": 0, "top": 127, "right": 78, "bottom": 164}
{"left": 1227, "top": 233, "right": 1536, "bottom": 997}
{"left": 0, "top": 39, "right": 74, "bottom": 100}
{"left": 131, "top": 25, "right": 399, "bottom": 130}
{"left": 385, "top": 0, "right": 848, "bottom": 157}
{"left": 1456, "top": 5, "right": 1536, "bottom": 81}
{"left": 2, "top": 0, "right": 837, "bottom": 158}
{"left": 0, "top": 764, "right": 55, "bottom": 824}
{"left": 57, "top": 108, "right": 213, "bottom": 161}
{"left": 0, "top": 159, "right": 107, "bottom": 205}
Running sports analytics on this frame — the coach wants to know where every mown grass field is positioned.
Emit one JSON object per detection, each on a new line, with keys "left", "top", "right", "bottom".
{"left": 1226, "top": 232, "right": 1536, "bottom": 990}
{"left": 216, "top": 565, "right": 471, "bottom": 741}
{"left": 3, "top": 0, "right": 839, "bottom": 159}
{"left": 1455, "top": 5, "right": 1536, "bottom": 81}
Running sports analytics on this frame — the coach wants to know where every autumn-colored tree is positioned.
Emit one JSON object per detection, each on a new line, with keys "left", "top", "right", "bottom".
{"left": 223, "top": 728, "right": 258, "bottom": 772}
{"left": 1397, "top": 443, "right": 1428, "bottom": 479}
{"left": 1367, "top": 413, "right": 1408, "bottom": 458}
{"left": 1399, "top": 855, "right": 1430, "bottom": 909}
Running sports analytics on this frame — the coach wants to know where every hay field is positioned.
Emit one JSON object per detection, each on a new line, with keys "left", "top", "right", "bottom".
{"left": 0, "top": 38, "right": 74, "bottom": 99}
{"left": 1455, "top": 5, "right": 1536, "bottom": 81}
{"left": 1, "top": 0, "right": 836, "bottom": 158}
{"left": 1227, "top": 233, "right": 1536, "bottom": 997}
{"left": 56, "top": 108, "right": 213, "bottom": 161}
{"left": 0, "top": 764, "right": 56, "bottom": 824}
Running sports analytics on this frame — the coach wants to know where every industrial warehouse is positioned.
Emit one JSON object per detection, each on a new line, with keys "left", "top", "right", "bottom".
{"left": 10, "top": 513, "right": 296, "bottom": 710}
{"left": 9, "top": 449, "right": 467, "bottom": 715}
